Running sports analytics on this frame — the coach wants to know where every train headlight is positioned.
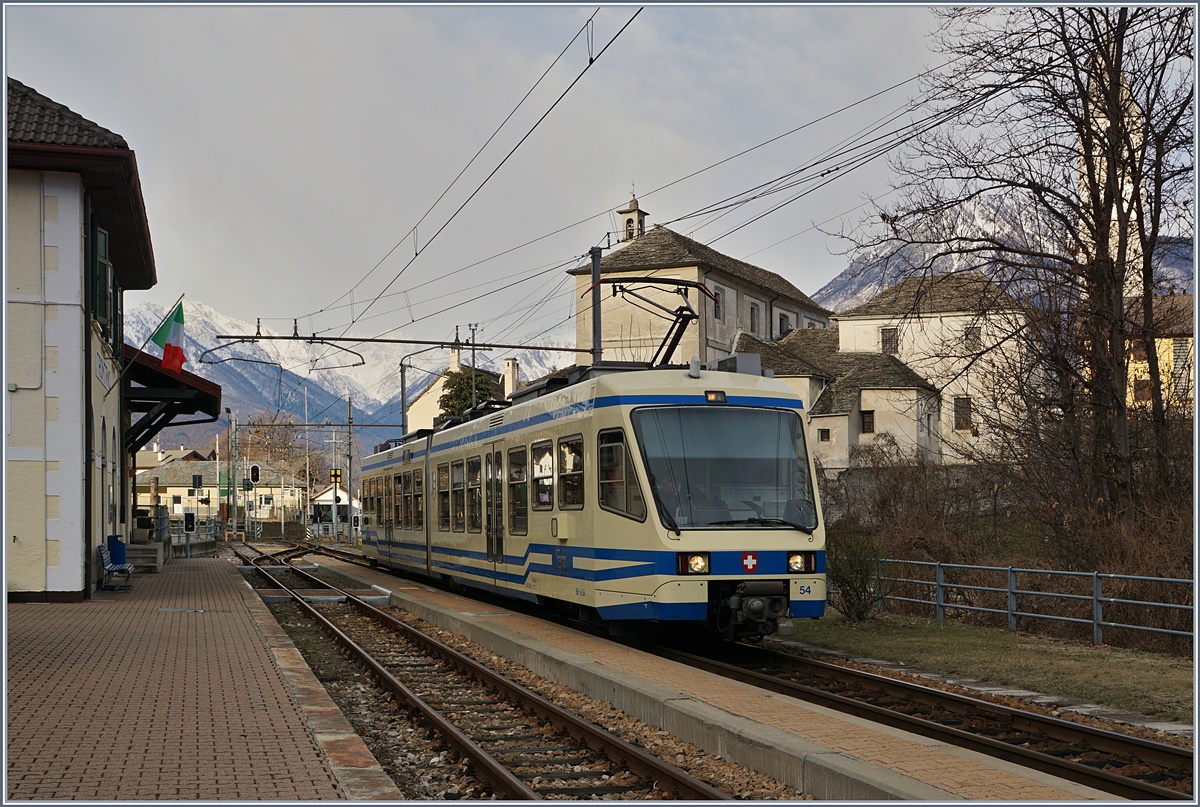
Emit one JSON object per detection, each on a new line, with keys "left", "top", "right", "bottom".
{"left": 788, "top": 552, "right": 814, "bottom": 573}
{"left": 677, "top": 552, "right": 709, "bottom": 575}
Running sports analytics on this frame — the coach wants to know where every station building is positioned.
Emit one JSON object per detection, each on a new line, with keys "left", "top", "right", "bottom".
{"left": 6, "top": 78, "right": 219, "bottom": 601}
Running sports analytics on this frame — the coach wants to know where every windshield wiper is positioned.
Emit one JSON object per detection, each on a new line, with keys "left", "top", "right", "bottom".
{"left": 710, "top": 517, "right": 813, "bottom": 535}
{"left": 656, "top": 499, "right": 681, "bottom": 536}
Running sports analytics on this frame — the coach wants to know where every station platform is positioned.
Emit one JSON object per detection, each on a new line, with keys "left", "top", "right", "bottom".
{"left": 7, "top": 552, "right": 1117, "bottom": 802}
{"left": 312, "top": 556, "right": 1115, "bottom": 802}
{"left": 6, "top": 558, "right": 400, "bottom": 801}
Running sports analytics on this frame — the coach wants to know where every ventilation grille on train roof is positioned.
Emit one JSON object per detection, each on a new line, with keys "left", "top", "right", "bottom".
{"left": 489, "top": 414, "right": 505, "bottom": 428}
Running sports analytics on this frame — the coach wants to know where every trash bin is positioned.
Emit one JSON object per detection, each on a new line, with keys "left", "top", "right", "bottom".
{"left": 107, "top": 534, "right": 127, "bottom": 565}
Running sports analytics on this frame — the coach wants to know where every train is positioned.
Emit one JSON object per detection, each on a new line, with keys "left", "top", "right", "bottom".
{"left": 358, "top": 360, "right": 826, "bottom": 641}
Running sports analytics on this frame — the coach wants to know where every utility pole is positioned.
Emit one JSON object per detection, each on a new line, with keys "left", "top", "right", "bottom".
{"left": 304, "top": 385, "right": 310, "bottom": 531}
{"left": 228, "top": 410, "right": 238, "bottom": 537}
{"left": 325, "top": 427, "right": 340, "bottom": 540}
{"left": 347, "top": 397, "right": 354, "bottom": 543}
{"left": 590, "top": 246, "right": 603, "bottom": 366}
{"left": 469, "top": 323, "right": 478, "bottom": 410}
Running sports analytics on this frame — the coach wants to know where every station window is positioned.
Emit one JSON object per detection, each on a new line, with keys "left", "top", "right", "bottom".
{"left": 531, "top": 440, "right": 553, "bottom": 510}
{"left": 451, "top": 461, "right": 466, "bottom": 532}
{"left": 558, "top": 436, "right": 584, "bottom": 509}
{"left": 597, "top": 430, "right": 646, "bottom": 520}
{"left": 467, "top": 456, "right": 482, "bottom": 532}
{"left": 508, "top": 447, "right": 528, "bottom": 534}
{"left": 818, "top": 428, "right": 831, "bottom": 442}
{"left": 860, "top": 410, "right": 875, "bottom": 434}
{"left": 437, "top": 463, "right": 450, "bottom": 531}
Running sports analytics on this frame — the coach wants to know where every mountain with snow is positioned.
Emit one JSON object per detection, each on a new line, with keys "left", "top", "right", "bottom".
{"left": 124, "top": 300, "right": 574, "bottom": 455}
{"left": 812, "top": 204, "right": 1193, "bottom": 314}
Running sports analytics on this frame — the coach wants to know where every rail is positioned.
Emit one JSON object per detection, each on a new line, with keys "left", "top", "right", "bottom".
{"left": 869, "top": 559, "right": 1192, "bottom": 646}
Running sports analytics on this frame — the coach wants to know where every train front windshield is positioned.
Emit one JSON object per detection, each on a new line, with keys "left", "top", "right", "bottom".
{"left": 631, "top": 406, "right": 818, "bottom": 532}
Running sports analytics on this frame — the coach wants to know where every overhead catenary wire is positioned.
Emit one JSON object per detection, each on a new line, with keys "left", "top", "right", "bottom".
{"left": 261, "top": 45, "right": 1022, "bottom": 426}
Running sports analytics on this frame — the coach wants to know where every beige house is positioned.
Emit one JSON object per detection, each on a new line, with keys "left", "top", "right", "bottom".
{"left": 397, "top": 346, "right": 505, "bottom": 434}
{"left": 7, "top": 79, "right": 219, "bottom": 600}
{"left": 833, "top": 272, "right": 1028, "bottom": 464}
{"left": 135, "top": 460, "right": 304, "bottom": 525}
{"left": 134, "top": 441, "right": 213, "bottom": 473}
{"left": 735, "top": 326, "right": 941, "bottom": 473}
{"left": 570, "top": 198, "right": 832, "bottom": 367}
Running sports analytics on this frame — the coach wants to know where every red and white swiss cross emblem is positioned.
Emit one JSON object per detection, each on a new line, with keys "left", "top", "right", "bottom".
{"left": 741, "top": 552, "right": 759, "bottom": 573}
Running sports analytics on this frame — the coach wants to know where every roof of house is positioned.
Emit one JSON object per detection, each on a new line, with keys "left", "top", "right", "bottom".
{"left": 135, "top": 459, "right": 292, "bottom": 487}
{"left": 568, "top": 226, "right": 831, "bottom": 315}
{"left": 1125, "top": 293, "right": 1194, "bottom": 338}
{"left": 838, "top": 271, "right": 1023, "bottom": 319}
{"left": 134, "top": 448, "right": 212, "bottom": 468}
{"left": 735, "top": 324, "right": 936, "bottom": 417}
{"left": 732, "top": 333, "right": 828, "bottom": 378}
{"left": 7, "top": 78, "right": 155, "bottom": 290}
{"left": 8, "top": 77, "right": 128, "bottom": 148}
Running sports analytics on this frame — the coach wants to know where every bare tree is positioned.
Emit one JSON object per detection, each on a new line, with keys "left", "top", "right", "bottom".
{"left": 840, "top": 7, "right": 1193, "bottom": 527}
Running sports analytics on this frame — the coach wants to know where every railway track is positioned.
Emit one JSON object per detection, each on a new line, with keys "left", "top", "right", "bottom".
{"left": 239, "top": 547, "right": 732, "bottom": 800}
{"left": 643, "top": 641, "right": 1193, "bottom": 800}
{"left": 242, "top": 543, "right": 1193, "bottom": 799}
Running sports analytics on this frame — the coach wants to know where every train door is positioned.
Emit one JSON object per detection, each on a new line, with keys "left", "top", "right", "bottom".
{"left": 484, "top": 443, "right": 505, "bottom": 582}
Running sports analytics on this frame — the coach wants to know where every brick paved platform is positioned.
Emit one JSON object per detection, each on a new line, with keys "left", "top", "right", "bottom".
{"left": 6, "top": 558, "right": 400, "bottom": 801}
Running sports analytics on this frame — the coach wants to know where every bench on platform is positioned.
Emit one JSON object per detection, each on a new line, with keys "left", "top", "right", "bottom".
{"left": 98, "top": 544, "right": 134, "bottom": 591}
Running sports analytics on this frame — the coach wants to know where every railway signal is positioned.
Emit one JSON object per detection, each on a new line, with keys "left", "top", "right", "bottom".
{"left": 183, "top": 512, "right": 196, "bottom": 533}
{"left": 250, "top": 464, "right": 260, "bottom": 485}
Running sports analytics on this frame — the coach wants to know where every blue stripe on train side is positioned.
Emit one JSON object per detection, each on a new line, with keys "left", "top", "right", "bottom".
{"left": 422, "top": 541, "right": 825, "bottom": 586}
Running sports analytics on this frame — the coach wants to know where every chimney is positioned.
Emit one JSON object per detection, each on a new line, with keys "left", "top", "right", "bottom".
{"left": 449, "top": 345, "right": 461, "bottom": 371}
{"left": 503, "top": 358, "right": 520, "bottom": 398}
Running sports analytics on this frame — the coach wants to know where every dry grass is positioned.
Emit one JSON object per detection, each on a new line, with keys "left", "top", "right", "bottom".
{"left": 788, "top": 612, "right": 1194, "bottom": 724}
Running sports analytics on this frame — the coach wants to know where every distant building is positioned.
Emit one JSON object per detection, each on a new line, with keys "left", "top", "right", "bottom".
{"left": 135, "top": 459, "right": 303, "bottom": 524}
{"left": 570, "top": 198, "right": 831, "bottom": 366}
{"left": 1126, "top": 292, "right": 1194, "bottom": 415}
{"left": 401, "top": 346, "right": 503, "bottom": 433}
{"left": 134, "top": 441, "right": 214, "bottom": 473}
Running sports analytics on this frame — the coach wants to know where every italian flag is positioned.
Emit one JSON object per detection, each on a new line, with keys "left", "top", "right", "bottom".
{"left": 151, "top": 301, "right": 187, "bottom": 372}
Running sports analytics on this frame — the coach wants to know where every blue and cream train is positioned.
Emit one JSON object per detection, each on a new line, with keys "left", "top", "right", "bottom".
{"left": 359, "top": 363, "right": 826, "bottom": 641}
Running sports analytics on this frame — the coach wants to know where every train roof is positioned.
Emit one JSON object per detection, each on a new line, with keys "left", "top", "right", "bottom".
{"left": 366, "top": 358, "right": 798, "bottom": 461}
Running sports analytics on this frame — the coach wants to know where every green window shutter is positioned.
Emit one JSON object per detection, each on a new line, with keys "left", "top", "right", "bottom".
{"left": 93, "top": 227, "right": 111, "bottom": 328}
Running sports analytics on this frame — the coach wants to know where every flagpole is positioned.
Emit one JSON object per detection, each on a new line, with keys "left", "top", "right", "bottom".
{"left": 103, "top": 292, "right": 186, "bottom": 399}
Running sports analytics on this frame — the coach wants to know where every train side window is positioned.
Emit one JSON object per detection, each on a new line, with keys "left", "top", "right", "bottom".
{"left": 451, "top": 461, "right": 466, "bottom": 532}
{"left": 598, "top": 429, "right": 647, "bottom": 520}
{"left": 393, "top": 474, "right": 403, "bottom": 529}
{"left": 413, "top": 470, "right": 424, "bottom": 529}
{"left": 467, "top": 456, "right": 482, "bottom": 533}
{"left": 558, "top": 435, "right": 584, "bottom": 509}
{"left": 402, "top": 472, "right": 414, "bottom": 529}
{"left": 437, "top": 463, "right": 450, "bottom": 531}
{"left": 508, "top": 447, "right": 528, "bottom": 534}
{"left": 531, "top": 440, "right": 553, "bottom": 510}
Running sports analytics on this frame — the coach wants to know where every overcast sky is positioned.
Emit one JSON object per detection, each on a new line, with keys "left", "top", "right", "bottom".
{"left": 6, "top": 4, "right": 940, "bottom": 347}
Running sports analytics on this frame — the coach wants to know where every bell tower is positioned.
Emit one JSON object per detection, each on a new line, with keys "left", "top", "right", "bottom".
{"left": 617, "top": 195, "right": 648, "bottom": 242}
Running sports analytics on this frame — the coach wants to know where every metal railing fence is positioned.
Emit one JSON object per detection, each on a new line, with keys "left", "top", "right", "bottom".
{"left": 870, "top": 559, "right": 1192, "bottom": 646}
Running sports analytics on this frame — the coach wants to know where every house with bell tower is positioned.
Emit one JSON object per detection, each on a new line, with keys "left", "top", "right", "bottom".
{"left": 570, "top": 196, "right": 832, "bottom": 367}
